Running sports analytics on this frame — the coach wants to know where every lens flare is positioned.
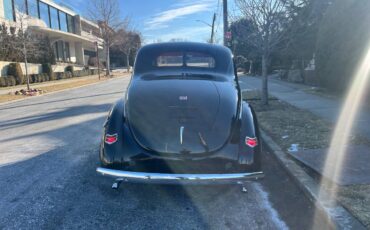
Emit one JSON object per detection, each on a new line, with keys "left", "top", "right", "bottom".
{"left": 312, "top": 45, "right": 370, "bottom": 227}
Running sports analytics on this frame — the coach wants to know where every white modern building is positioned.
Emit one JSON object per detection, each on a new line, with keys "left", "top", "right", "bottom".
{"left": 0, "top": 0, "right": 104, "bottom": 66}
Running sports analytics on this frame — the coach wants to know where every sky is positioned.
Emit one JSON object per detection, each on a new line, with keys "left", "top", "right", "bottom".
{"left": 54, "top": 0, "right": 238, "bottom": 44}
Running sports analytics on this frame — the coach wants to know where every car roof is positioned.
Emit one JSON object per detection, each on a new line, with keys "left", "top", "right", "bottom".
{"left": 134, "top": 42, "right": 234, "bottom": 75}
{"left": 141, "top": 42, "right": 232, "bottom": 54}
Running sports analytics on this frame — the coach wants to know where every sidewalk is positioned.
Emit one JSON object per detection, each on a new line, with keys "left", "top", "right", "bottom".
{"left": 238, "top": 75, "right": 370, "bottom": 139}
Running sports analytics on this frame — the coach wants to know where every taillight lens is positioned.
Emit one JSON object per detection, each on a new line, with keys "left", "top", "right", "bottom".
{"left": 245, "top": 137, "right": 258, "bottom": 148}
{"left": 105, "top": 134, "right": 118, "bottom": 144}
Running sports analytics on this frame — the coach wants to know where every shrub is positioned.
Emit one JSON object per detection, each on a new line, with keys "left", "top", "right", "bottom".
{"left": 36, "top": 74, "right": 43, "bottom": 83}
{"left": 35, "top": 74, "right": 40, "bottom": 83}
{"left": 42, "top": 63, "right": 56, "bottom": 81}
{"left": 30, "top": 74, "right": 35, "bottom": 83}
{"left": 65, "top": 71, "right": 73, "bottom": 78}
{"left": 6, "top": 76, "right": 16, "bottom": 86}
{"left": 37, "top": 74, "right": 42, "bottom": 83}
{"left": 23, "top": 75, "right": 28, "bottom": 84}
{"left": 44, "top": 73, "right": 50, "bottom": 82}
{"left": 34, "top": 74, "right": 40, "bottom": 83}
{"left": 43, "top": 73, "right": 48, "bottom": 82}
{"left": 89, "top": 69, "right": 100, "bottom": 75}
{"left": 73, "top": 70, "right": 90, "bottom": 77}
{"left": 65, "top": 65, "right": 74, "bottom": 73}
{"left": 56, "top": 72, "right": 65, "bottom": 80}
{"left": 0, "top": 77, "right": 7, "bottom": 87}
{"left": 7, "top": 63, "right": 24, "bottom": 85}
{"left": 73, "top": 70, "right": 81, "bottom": 77}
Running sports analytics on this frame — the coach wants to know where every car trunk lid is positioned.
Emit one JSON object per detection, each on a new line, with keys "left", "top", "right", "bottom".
{"left": 127, "top": 75, "right": 237, "bottom": 155}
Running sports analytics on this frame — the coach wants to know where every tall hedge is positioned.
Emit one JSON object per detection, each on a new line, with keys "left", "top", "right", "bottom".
{"left": 7, "top": 63, "right": 24, "bottom": 85}
{"left": 315, "top": 0, "right": 370, "bottom": 92}
{"left": 42, "top": 63, "right": 55, "bottom": 81}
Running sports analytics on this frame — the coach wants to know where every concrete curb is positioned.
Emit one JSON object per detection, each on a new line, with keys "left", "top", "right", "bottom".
{"left": 0, "top": 75, "right": 128, "bottom": 106}
{"left": 260, "top": 130, "right": 366, "bottom": 230}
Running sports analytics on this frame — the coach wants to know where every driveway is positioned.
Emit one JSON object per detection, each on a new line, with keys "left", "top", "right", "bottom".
{"left": 0, "top": 77, "right": 330, "bottom": 229}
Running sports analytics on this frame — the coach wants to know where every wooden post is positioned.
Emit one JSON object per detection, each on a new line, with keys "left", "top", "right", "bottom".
{"left": 95, "top": 41, "right": 101, "bottom": 80}
{"left": 211, "top": 13, "right": 216, "bottom": 44}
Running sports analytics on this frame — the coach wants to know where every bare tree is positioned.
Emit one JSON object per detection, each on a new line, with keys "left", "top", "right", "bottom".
{"left": 115, "top": 29, "right": 141, "bottom": 72}
{"left": 87, "top": 0, "right": 125, "bottom": 76}
{"left": 12, "top": 3, "right": 41, "bottom": 90}
{"left": 114, "top": 21, "right": 141, "bottom": 72}
{"left": 235, "top": 0, "right": 301, "bottom": 105}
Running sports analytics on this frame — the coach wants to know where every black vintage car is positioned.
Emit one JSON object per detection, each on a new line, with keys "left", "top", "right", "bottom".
{"left": 97, "top": 42, "right": 264, "bottom": 188}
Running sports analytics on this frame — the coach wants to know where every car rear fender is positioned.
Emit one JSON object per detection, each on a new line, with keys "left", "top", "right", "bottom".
{"left": 100, "top": 99, "right": 126, "bottom": 165}
{"left": 238, "top": 101, "right": 261, "bottom": 166}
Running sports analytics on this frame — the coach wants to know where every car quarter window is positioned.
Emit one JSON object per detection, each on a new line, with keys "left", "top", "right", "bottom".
{"left": 156, "top": 52, "right": 183, "bottom": 67}
{"left": 186, "top": 52, "right": 215, "bottom": 68}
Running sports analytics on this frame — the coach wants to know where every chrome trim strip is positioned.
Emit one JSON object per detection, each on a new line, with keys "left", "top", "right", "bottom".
{"left": 180, "top": 126, "right": 184, "bottom": 145}
{"left": 97, "top": 167, "right": 264, "bottom": 183}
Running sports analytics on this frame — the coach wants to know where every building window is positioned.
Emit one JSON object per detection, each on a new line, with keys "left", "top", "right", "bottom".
{"left": 59, "top": 11, "right": 68, "bottom": 32}
{"left": 67, "top": 14, "right": 74, "bottom": 33}
{"left": 57, "top": 41, "right": 64, "bottom": 61}
{"left": 27, "top": 0, "right": 39, "bottom": 18}
{"left": 39, "top": 1, "right": 50, "bottom": 27}
{"left": 65, "top": 42, "right": 70, "bottom": 61}
{"left": 14, "top": 0, "right": 26, "bottom": 13}
{"left": 3, "top": 0, "right": 15, "bottom": 21}
{"left": 49, "top": 6, "right": 59, "bottom": 30}
{"left": 53, "top": 41, "right": 70, "bottom": 62}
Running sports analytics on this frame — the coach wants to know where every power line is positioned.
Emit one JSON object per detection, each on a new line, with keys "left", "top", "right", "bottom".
{"left": 214, "top": 0, "right": 222, "bottom": 39}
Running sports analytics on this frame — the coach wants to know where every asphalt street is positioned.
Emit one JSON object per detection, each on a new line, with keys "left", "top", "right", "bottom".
{"left": 0, "top": 76, "right": 331, "bottom": 229}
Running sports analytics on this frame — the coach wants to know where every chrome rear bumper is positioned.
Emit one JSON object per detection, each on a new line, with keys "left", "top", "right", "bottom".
{"left": 96, "top": 167, "right": 264, "bottom": 184}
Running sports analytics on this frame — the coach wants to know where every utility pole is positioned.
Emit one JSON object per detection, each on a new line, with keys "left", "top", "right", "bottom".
{"left": 223, "top": 0, "right": 228, "bottom": 46}
{"left": 95, "top": 41, "right": 101, "bottom": 80}
{"left": 210, "top": 13, "right": 216, "bottom": 44}
{"left": 196, "top": 13, "right": 216, "bottom": 44}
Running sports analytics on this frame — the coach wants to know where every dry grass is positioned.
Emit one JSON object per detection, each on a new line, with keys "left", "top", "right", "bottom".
{"left": 0, "top": 94, "right": 26, "bottom": 103}
{"left": 338, "top": 185, "right": 370, "bottom": 228}
{"left": 0, "top": 75, "right": 125, "bottom": 104}
{"left": 38, "top": 77, "right": 102, "bottom": 92}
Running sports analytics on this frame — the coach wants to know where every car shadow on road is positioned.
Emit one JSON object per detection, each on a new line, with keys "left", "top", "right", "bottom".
{"left": 0, "top": 103, "right": 113, "bottom": 132}
{"left": 0, "top": 109, "right": 219, "bottom": 229}
{"left": 0, "top": 91, "right": 123, "bottom": 112}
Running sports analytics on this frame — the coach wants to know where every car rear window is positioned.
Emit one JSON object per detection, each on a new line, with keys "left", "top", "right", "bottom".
{"left": 157, "top": 52, "right": 183, "bottom": 67}
{"left": 155, "top": 52, "right": 216, "bottom": 68}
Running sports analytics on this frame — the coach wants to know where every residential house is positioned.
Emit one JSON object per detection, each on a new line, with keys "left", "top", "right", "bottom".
{"left": 0, "top": 0, "right": 104, "bottom": 75}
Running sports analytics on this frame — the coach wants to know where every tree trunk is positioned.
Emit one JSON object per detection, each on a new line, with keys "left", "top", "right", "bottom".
{"left": 249, "top": 60, "right": 253, "bottom": 74}
{"left": 261, "top": 54, "right": 269, "bottom": 105}
{"left": 106, "top": 42, "right": 111, "bottom": 76}
{"left": 126, "top": 49, "right": 130, "bottom": 73}
{"left": 23, "top": 44, "right": 30, "bottom": 91}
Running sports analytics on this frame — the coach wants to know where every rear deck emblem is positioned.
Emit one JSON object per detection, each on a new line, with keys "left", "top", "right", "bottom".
{"left": 180, "top": 126, "right": 184, "bottom": 144}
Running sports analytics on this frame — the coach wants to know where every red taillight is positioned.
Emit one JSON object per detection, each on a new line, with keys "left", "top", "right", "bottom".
{"left": 245, "top": 137, "right": 258, "bottom": 148}
{"left": 105, "top": 134, "right": 118, "bottom": 144}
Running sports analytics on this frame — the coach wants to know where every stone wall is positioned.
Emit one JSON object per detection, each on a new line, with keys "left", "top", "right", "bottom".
{"left": 0, "top": 61, "right": 84, "bottom": 77}
{"left": 0, "top": 0, "right": 4, "bottom": 19}
{"left": 0, "top": 61, "right": 42, "bottom": 76}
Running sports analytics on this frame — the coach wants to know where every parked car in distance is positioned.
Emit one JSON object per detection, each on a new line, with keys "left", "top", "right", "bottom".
{"left": 97, "top": 42, "right": 264, "bottom": 187}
